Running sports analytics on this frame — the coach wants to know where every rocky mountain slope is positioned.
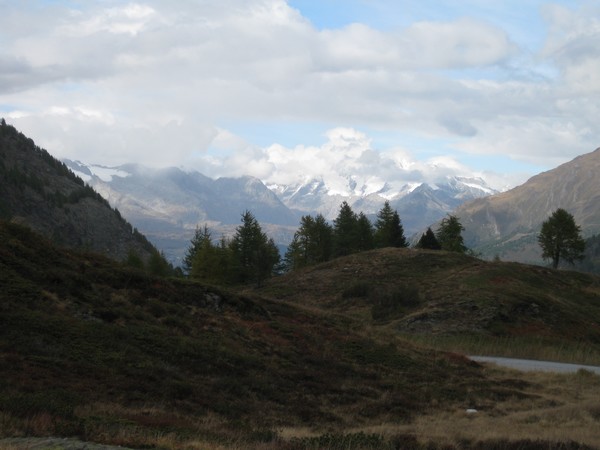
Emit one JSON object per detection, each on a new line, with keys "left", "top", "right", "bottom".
{"left": 65, "top": 160, "right": 299, "bottom": 263}
{"left": 454, "top": 147, "right": 600, "bottom": 262}
{"left": 0, "top": 120, "right": 157, "bottom": 262}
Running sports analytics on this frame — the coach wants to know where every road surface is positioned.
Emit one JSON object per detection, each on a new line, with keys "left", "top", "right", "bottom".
{"left": 469, "top": 356, "right": 600, "bottom": 374}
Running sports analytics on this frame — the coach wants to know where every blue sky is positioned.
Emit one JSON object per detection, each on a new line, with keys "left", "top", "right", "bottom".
{"left": 1, "top": 0, "right": 599, "bottom": 191}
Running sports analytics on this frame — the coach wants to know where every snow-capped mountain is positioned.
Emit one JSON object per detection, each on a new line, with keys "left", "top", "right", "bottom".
{"left": 270, "top": 174, "right": 496, "bottom": 235}
{"left": 64, "top": 160, "right": 299, "bottom": 264}
{"left": 64, "top": 159, "right": 497, "bottom": 263}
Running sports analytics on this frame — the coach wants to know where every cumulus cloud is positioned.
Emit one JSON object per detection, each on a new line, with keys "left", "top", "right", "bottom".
{"left": 0, "top": 0, "right": 599, "bottom": 184}
{"left": 193, "top": 126, "right": 489, "bottom": 196}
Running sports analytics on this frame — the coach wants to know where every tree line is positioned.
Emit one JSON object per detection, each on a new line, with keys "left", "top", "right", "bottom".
{"left": 184, "top": 200, "right": 470, "bottom": 287}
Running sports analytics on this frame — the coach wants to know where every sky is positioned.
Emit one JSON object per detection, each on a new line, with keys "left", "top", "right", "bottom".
{"left": 1, "top": 0, "right": 599, "bottom": 191}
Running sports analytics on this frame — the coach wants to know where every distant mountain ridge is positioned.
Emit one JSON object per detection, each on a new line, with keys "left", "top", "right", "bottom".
{"left": 455, "top": 147, "right": 600, "bottom": 263}
{"left": 269, "top": 174, "right": 495, "bottom": 234}
{"left": 65, "top": 159, "right": 497, "bottom": 263}
{"left": 0, "top": 120, "right": 157, "bottom": 262}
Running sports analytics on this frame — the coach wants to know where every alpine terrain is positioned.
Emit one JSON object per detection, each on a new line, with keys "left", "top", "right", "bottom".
{"left": 65, "top": 161, "right": 496, "bottom": 264}
{"left": 455, "top": 147, "right": 600, "bottom": 264}
{"left": 0, "top": 120, "right": 158, "bottom": 263}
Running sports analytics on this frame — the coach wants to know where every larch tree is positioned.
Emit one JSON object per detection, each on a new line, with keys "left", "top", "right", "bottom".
{"left": 284, "top": 214, "right": 333, "bottom": 271}
{"left": 436, "top": 215, "right": 467, "bottom": 253}
{"left": 538, "top": 208, "right": 585, "bottom": 269}
{"left": 183, "top": 225, "right": 212, "bottom": 275}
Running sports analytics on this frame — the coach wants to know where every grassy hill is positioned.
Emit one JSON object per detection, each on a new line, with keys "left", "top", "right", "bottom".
{"left": 3, "top": 221, "right": 600, "bottom": 448}
{"left": 257, "top": 247, "right": 600, "bottom": 364}
{"left": 0, "top": 220, "right": 512, "bottom": 449}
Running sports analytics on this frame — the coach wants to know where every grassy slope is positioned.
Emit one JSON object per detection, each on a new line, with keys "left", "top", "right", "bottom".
{"left": 3, "top": 223, "right": 600, "bottom": 448}
{"left": 0, "top": 221, "right": 511, "bottom": 448}
{"left": 257, "top": 248, "right": 600, "bottom": 362}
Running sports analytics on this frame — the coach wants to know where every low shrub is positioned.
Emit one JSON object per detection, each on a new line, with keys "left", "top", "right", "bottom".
{"left": 371, "top": 284, "right": 421, "bottom": 321}
{"left": 341, "top": 280, "right": 371, "bottom": 299}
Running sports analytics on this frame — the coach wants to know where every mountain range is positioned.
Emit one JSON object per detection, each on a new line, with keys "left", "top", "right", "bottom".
{"left": 65, "top": 159, "right": 496, "bottom": 264}
{"left": 5, "top": 119, "right": 600, "bottom": 271}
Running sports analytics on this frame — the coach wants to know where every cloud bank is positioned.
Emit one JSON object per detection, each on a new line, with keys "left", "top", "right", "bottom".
{"left": 1, "top": 0, "right": 599, "bottom": 186}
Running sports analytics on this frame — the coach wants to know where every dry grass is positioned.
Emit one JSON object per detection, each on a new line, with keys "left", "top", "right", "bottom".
{"left": 1, "top": 367, "right": 599, "bottom": 449}
{"left": 299, "top": 365, "right": 600, "bottom": 449}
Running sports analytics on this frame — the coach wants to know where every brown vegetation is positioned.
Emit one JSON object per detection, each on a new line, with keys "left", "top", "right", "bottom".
{"left": 2, "top": 221, "right": 600, "bottom": 448}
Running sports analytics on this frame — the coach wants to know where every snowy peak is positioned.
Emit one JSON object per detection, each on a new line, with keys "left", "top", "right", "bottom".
{"left": 270, "top": 174, "right": 496, "bottom": 220}
{"left": 65, "top": 159, "right": 132, "bottom": 183}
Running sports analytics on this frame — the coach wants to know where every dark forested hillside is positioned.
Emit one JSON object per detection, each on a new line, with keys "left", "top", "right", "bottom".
{"left": 0, "top": 120, "right": 157, "bottom": 262}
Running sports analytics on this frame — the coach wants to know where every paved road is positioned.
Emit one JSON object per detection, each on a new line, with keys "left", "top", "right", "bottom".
{"left": 469, "top": 356, "right": 600, "bottom": 375}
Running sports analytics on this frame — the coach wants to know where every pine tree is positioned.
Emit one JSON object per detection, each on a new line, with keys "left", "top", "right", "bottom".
{"left": 311, "top": 214, "right": 333, "bottom": 263}
{"left": 183, "top": 225, "right": 211, "bottom": 275}
{"left": 356, "top": 212, "right": 375, "bottom": 252}
{"left": 333, "top": 201, "right": 359, "bottom": 257}
{"left": 229, "top": 210, "right": 280, "bottom": 286}
{"left": 416, "top": 227, "right": 441, "bottom": 250}
{"left": 147, "top": 250, "right": 172, "bottom": 277}
{"left": 374, "top": 201, "right": 408, "bottom": 248}
{"left": 283, "top": 234, "right": 303, "bottom": 272}
{"left": 284, "top": 214, "right": 333, "bottom": 270}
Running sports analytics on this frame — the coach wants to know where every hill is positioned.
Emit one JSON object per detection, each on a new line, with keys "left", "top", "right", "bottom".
{"left": 454, "top": 147, "right": 600, "bottom": 263}
{"left": 0, "top": 120, "right": 157, "bottom": 262}
{"left": 0, "top": 220, "right": 509, "bottom": 448}
{"left": 258, "top": 247, "right": 600, "bottom": 359}
{"left": 3, "top": 222, "right": 600, "bottom": 448}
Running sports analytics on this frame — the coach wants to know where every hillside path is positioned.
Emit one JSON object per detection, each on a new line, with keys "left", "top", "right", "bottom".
{"left": 470, "top": 356, "right": 600, "bottom": 374}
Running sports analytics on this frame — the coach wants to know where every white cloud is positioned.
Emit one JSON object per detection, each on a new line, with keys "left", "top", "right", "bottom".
{"left": 192, "top": 126, "right": 505, "bottom": 196}
{"left": 1, "top": 0, "right": 599, "bottom": 186}
{"left": 60, "top": 3, "right": 157, "bottom": 37}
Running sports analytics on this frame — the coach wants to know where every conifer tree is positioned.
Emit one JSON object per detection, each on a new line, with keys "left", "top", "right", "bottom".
{"left": 416, "top": 227, "right": 441, "bottom": 250}
{"left": 538, "top": 208, "right": 585, "bottom": 269}
{"left": 312, "top": 213, "right": 334, "bottom": 263}
{"left": 356, "top": 212, "right": 375, "bottom": 252}
{"left": 436, "top": 215, "right": 467, "bottom": 253}
{"left": 374, "top": 201, "right": 408, "bottom": 248}
{"left": 147, "top": 250, "right": 172, "bottom": 277}
{"left": 229, "top": 210, "right": 280, "bottom": 286}
{"left": 284, "top": 214, "right": 333, "bottom": 271}
{"left": 333, "top": 201, "right": 359, "bottom": 257}
{"left": 183, "top": 225, "right": 211, "bottom": 275}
